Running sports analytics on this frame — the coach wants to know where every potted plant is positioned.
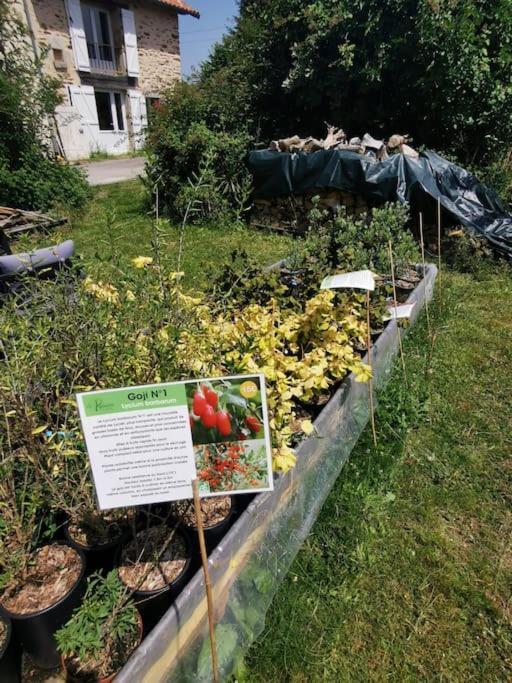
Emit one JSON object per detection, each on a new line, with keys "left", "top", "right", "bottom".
{"left": 45, "top": 436, "right": 134, "bottom": 574}
{"left": 0, "top": 542, "right": 86, "bottom": 670}
{"left": 170, "top": 496, "right": 236, "bottom": 554}
{"left": 0, "top": 453, "right": 86, "bottom": 670}
{"left": 117, "top": 522, "right": 193, "bottom": 634}
{"left": 57, "top": 571, "right": 142, "bottom": 682}
{"left": 0, "top": 610, "right": 20, "bottom": 683}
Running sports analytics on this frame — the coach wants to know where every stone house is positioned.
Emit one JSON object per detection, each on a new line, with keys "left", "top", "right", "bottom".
{"left": 18, "top": 0, "right": 199, "bottom": 160}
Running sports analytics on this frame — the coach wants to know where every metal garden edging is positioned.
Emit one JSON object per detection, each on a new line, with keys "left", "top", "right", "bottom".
{"left": 117, "top": 264, "right": 438, "bottom": 683}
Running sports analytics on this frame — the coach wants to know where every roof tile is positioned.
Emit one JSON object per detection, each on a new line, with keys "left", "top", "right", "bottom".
{"left": 156, "top": 0, "right": 200, "bottom": 18}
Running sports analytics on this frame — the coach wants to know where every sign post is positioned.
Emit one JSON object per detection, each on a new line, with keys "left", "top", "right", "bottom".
{"left": 77, "top": 374, "right": 275, "bottom": 682}
{"left": 321, "top": 270, "right": 378, "bottom": 447}
{"left": 387, "top": 240, "right": 407, "bottom": 384}
{"left": 192, "top": 478, "right": 220, "bottom": 683}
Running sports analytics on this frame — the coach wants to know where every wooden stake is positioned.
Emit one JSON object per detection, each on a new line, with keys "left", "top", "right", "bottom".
{"left": 418, "top": 213, "right": 432, "bottom": 337}
{"left": 192, "top": 479, "right": 220, "bottom": 683}
{"left": 366, "top": 290, "right": 378, "bottom": 448}
{"left": 388, "top": 240, "right": 408, "bottom": 384}
{"left": 437, "top": 197, "right": 442, "bottom": 295}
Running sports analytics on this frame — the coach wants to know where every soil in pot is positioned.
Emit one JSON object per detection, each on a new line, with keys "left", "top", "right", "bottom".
{"left": 64, "top": 512, "right": 132, "bottom": 574}
{"left": 0, "top": 544, "right": 86, "bottom": 670}
{"left": 0, "top": 612, "right": 20, "bottom": 683}
{"left": 117, "top": 525, "right": 192, "bottom": 634}
{"left": 170, "top": 496, "right": 235, "bottom": 554}
{"left": 62, "top": 612, "right": 142, "bottom": 683}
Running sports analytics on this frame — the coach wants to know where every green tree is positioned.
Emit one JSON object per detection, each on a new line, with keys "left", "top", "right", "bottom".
{"left": 0, "top": 0, "right": 88, "bottom": 211}
{"left": 198, "top": 0, "right": 512, "bottom": 161}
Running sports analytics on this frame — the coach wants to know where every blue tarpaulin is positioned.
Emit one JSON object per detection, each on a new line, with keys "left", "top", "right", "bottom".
{"left": 248, "top": 149, "right": 512, "bottom": 257}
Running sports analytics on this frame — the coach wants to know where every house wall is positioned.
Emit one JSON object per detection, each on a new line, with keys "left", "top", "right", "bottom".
{"left": 15, "top": 0, "right": 184, "bottom": 159}
{"left": 20, "top": 0, "right": 81, "bottom": 87}
{"left": 19, "top": 0, "right": 182, "bottom": 95}
{"left": 131, "top": 2, "right": 181, "bottom": 96}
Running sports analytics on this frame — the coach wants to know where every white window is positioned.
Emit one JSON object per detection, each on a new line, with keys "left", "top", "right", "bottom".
{"left": 82, "top": 5, "right": 115, "bottom": 71}
{"left": 94, "top": 91, "right": 126, "bottom": 132}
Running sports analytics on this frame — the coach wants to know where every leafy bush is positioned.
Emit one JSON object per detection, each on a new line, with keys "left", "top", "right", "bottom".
{"left": 0, "top": 0, "right": 89, "bottom": 211}
{"left": 335, "top": 203, "right": 419, "bottom": 276}
{"left": 294, "top": 200, "right": 419, "bottom": 278}
{"left": 56, "top": 571, "right": 138, "bottom": 679}
{"left": 146, "top": 83, "right": 251, "bottom": 220}
{"left": 0, "top": 152, "right": 89, "bottom": 212}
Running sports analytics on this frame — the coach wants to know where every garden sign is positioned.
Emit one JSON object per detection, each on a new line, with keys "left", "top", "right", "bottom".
{"left": 77, "top": 374, "right": 273, "bottom": 510}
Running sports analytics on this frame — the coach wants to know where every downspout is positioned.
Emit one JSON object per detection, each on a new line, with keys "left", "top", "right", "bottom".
{"left": 21, "top": 0, "right": 67, "bottom": 159}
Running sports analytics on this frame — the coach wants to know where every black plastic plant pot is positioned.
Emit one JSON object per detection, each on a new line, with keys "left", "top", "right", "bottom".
{"left": 63, "top": 520, "right": 127, "bottom": 575}
{"left": 0, "top": 611, "right": 21, "bottom": 683}
{"left": 232, "top": 492, "right": 257, "bottom": 518}
{"left": 1, "top": 544, "right": 86, "bottom": 670}
{"left": 118, "top": 530, "right": 194, "bottom": 636}
{"left": 175, "top": 499, "right": 237, "bottom": 556}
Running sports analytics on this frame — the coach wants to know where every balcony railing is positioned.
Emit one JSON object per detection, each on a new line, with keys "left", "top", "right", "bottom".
{"left": 87, "top": 43, "right": 126, "bottom": 75}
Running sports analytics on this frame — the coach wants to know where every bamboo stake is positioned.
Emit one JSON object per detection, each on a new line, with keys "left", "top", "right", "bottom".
{"left": 437, "top": 197, "right": 442, "bottom": 296}
{"left": 366, "top": 290, "right": 378, "bottom": 448}
{"left": 192, "top": 479, "right": 220, "bottom": 683}
{"left": 388, "top": 240, "right": 408, "bottom": 384}
{"left": 418, "top": 212, "right": 432, "bottom": 338}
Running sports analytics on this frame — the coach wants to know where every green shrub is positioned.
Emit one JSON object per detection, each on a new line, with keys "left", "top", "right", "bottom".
{"left": 0, "top": 0, "right": 89, "bottom": 212}
{"left": 0, "top": 152, "right": 89, "bottom": 212}
{"left": 146, "top": 83, "right": 251, "bottom": 221}
{"left": 335, "top": 203, "right": 419, "bottom": 277}
{"left": 56, "top": 571, "right": 138, "bottom": 679}
{"left": 301, "top": 200, "right": 419, "bottom": 277}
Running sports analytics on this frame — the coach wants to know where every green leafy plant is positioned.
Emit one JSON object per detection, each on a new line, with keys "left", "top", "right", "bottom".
{"left": 334, "top": 203, "right": 419, "bottom": 277}
{"left": 0, "top": 0, "right": 89, "bottom": 211}
{"left": 56, "top": 571, "right": 139, "bottom": 680}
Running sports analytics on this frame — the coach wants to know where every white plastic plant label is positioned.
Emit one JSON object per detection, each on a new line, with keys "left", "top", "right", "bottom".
{"left": 383, "top": 303, "right": 416, "bottom": 321}
{"left": 320, "top": 269, "right": 376, "bottom": 291}
{"left": 76, "top": 374, "right": 273, "bottom": 510}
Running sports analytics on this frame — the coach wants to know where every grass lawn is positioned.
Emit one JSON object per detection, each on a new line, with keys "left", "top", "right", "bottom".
{"left": 243, "top": 266, "right": 512, "bottom": 681}
{"left": 20, "top": 180, "right": 294, "bottom": 289}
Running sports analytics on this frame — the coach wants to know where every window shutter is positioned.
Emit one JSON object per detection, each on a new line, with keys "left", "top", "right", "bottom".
{"left": 68, "top": 85, "right": 100, "bottom": 150}
{"left": 65, "top": 0, "right": 90, "bottom": 72}
{"left": 128, "top": 89, "right": 147, "bottom": 149}
{"left": 121, "top": 9, "right": 140, "bottom": 77}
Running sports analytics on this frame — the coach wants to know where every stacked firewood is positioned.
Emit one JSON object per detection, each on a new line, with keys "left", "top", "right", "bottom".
{"left": 268, "top": 124, "right": 419, "bottom": 159}
{"left": 0, "top": 207, "right": 67, "bottom": 236}
{"left": 251, "top": 189, "right": 369, "bottom": 233}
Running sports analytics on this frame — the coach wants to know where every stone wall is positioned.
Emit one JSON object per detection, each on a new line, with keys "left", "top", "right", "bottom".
{"left": 251, "top": 190, "right": 370, "bottom": 233}
{"left": 17, "top": 0, "right": 182, "bottom": 97}
{"left": 22, "top": 0, "right": 80, "bottom": 88}
{"left": 132, "top": 2, "right": 181, "bottom": 96}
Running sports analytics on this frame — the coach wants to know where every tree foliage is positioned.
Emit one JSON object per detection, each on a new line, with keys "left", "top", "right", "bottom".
{"left": 0, "top": 0, "right": 88, "bottom": 211}
{"left": 194, "top": 0, "right": 512, "bottom": 161}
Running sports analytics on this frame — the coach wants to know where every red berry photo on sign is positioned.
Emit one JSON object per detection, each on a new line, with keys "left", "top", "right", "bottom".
{"left": 185, "top": 375, "right": 272, "bottom": 495}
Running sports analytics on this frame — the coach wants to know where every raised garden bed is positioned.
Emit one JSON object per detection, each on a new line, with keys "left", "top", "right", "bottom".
{"left": 116, "top": 264, "right": 438, "bottom": 682}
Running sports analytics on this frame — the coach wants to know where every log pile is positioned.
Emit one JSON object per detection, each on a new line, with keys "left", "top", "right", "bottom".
{"left": 268, "top": 124, "right": 419, "bottom": 160}
{"left": 0, "top": 207, "right": 67, "bottom": 236}
{"left": 251, "top": 189, "right": 369, "bottom": 233}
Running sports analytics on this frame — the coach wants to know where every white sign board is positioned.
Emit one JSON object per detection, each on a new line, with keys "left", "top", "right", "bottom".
{"left": 383, "top": 303, "right": 416, "bottom": 321}
{"left": 77, "top": 374, "right": 273, "bottom": 510}
{"left": 321, "top": 269, "right": 376, "bottom": 291}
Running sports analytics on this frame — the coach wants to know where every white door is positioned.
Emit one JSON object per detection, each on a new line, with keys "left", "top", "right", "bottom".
{"left": 127, "top": 89, "right": 148, "bottom": 150}
{"left": 68, "top": 84, "right": 100, "bottom": 154}
{"left": 93, "top": 90, "right": 130, "bottom": 155}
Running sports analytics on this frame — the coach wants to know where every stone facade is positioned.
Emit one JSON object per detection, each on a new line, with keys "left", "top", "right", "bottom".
{"left": 132, "top": 2, "right": 181, "bottom": 96}
{"left": 16, "top": 0, "right": 189, "bottom": 158}
{"left": 18, "top": 0, "right": 182, "bottom": 96}
{"left": 19, "top": 0, "right": 80, "bottom": 87}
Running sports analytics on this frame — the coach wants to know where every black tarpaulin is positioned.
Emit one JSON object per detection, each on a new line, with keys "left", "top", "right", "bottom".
{"left": 248, "top": 149, "right": 512, "bottom": 257}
